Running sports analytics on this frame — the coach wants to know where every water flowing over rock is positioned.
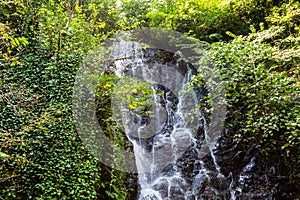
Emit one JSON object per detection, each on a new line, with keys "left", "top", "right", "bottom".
{"left": 107, "top": 43, "right": 299, "bottom": 200}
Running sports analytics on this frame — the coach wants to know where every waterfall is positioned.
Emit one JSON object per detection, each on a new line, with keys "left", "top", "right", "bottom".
{"left": 110, "top": 40, "right": 228, "bottom": 200}
{"left": 73, "top": 28, "right": 284, "bottom": 200}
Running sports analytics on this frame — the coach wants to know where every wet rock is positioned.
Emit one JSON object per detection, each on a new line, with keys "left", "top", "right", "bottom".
{"left": 117, "top": 48, "right": 300, "bottom": 200}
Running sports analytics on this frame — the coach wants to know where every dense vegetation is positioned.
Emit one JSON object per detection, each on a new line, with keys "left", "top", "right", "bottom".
{"left": 0, "top": 0, "right": 299, "bottom": 199}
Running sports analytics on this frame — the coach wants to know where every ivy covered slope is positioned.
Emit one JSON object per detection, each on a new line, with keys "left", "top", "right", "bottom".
{"left": 0, "top": 0, "right": 133, "bottom": 199}
{"left": 0, "top": 0, "right": 299, "bottom": 199}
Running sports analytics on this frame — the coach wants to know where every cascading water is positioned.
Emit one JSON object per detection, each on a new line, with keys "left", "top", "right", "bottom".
{"left": 74, "top": 29, "right": 293, "bottom": 200}
{"left": 110, "top": 40, "right": 231, "bottom": 200}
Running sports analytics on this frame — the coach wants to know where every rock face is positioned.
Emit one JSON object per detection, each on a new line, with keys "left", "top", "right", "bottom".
{"left": 112, "top": 48, "right": 300, "bottom": 200}
{"left": 215, "top": 130, "right": 300, "bottom": 200}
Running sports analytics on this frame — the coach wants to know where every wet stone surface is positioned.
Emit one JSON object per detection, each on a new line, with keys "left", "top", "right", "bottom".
{"left": 111, "top": 48, "right": 300, "bottom": 200}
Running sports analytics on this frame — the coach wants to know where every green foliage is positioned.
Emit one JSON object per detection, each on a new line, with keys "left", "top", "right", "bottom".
{"left": 246, "top": 1, "right": 300, "bottom": 77}
{"left": 114, "top": 77, "right": 155, "bottom": 114}
{"left": 0, "top": 0, "right": 27, "bottom": 30}
{"left": 0, "top": 2, "right": 28, "bottom": 67}
{"left": 1, "top": 0, "right": 300, "bottom": 198}
{"left": 95, "top": 74, "right": 139, "bottom": 200}
{"left": 0, "top": 30, "right": 26, "bottom": 66}
{"left": 0, "top": 0, "right": 130, "bottom": 199}
{"left": 198, "top": 34, "right": 299, "bottom": 173}
{"left": 36, "top": 0, "right": 117, "bottom": 56}
{"left": 193, "top": 3, "right": 299, "bottom": 174}
{"left": 119, "top": 0, "right": 282, "bottom": 42}
{"left": 103, "top": 132, "right": 131, "bottom": 200}
{"left": 118, "top": 0, "right": 151, "bottom": 29}
{"left": 0, "top": 54, "right": 102, "bottom": 199}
